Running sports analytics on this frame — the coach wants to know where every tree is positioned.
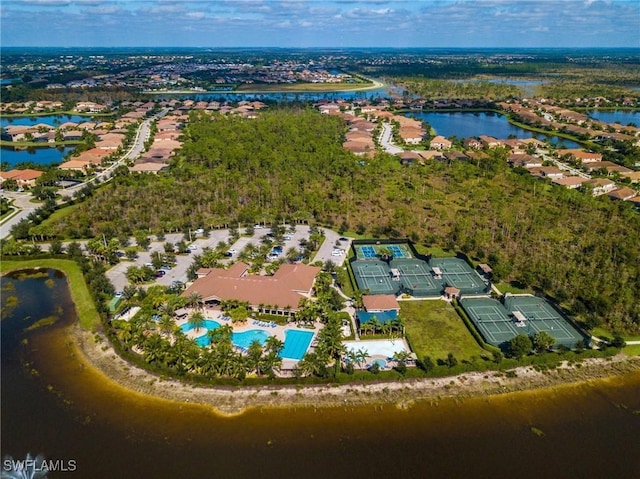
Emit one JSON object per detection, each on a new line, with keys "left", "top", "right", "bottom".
{"left": 187, "top": 311, "right": 206, "bottom": 333}
{"left": 445, "top": 352, "right": 458, "bottom": 368}
{"left": 49, "top": 239, "right": 64, "bottom": 255}
{"left": 419, "top": 355, "right": 435, "bottom": 373}
{"left": 187, "top": 291, "right": 203, "bottom": 310}
{"left": 532, "top": 331, "right": 556, "bottom": 353}
{"left": 508, "top": 334, "right": 533, "bottom": 359}
{"left": 392, "top": 350, "right": 412, "bottom": 374}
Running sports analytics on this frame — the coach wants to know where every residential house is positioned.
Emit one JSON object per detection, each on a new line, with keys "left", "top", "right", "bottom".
{"left": 552, "top": 176, "right": 587, "bottom": 189}
{"left": 429, "top": 135, "right": 452, "bottom": 150}
{"left": 0, "top": 169, "right": 43, "bottom": 188}
{"left": 583, "top": 178, "right": 617, "bottom": 196}
{"left": 607, "top": 187, "right": 637, "bottom": 201}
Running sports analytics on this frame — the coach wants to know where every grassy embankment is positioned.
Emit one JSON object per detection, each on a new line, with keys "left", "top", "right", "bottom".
{"left": 401, "top": 300, "right": 486, "bottom": 362}
{"left": 0, "top": 258, "right": 100, "bottom": 331}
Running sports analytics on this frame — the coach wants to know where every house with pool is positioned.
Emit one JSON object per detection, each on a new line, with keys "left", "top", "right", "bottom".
{"left": 182, "top": 261, "right": 321, "bottom": 317}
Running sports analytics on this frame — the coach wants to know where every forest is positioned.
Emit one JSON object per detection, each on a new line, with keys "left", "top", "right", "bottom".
{"left": 43, "top": 107, "right": 640, "bottom": 334}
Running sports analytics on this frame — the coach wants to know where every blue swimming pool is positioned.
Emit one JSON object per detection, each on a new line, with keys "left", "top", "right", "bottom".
{"left": 232, "top": 329, "right": 270, "bottom": 349}
{"left": 279, "top": 329, "right": 314, "bottom": 360}
{"left": 182, "top": 319, "right": 271, "bottom": 349}
{"left": 181, "top": 319, "right": 220, "bottom": 334}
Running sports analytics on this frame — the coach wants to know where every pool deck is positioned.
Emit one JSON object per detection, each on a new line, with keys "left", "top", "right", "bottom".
{"left": 175, "top": 306, "right": 321, "bottom": 368}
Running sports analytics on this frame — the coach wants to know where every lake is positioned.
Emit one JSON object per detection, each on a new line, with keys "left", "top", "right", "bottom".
{"left": 1, "top": 146, "right": 73, "bottom": 167}
{"left": 406, "top": 111, "right": 580, "bottom": 148}
{"left": 587, "top": 110, "right": 640, "bottom": 125}
{"left": 158, "top": 86, "right": 391, "bottom": 103}
{"left": 1, "top": 269, "right": 639, "bottom": 479}
{"left": 1, "top": 114, "right": 89, "bottom": 128}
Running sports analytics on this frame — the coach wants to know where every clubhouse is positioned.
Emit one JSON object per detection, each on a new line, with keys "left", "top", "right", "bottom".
{"left": 182, "top": 262, "right": 321, "bottom": 317}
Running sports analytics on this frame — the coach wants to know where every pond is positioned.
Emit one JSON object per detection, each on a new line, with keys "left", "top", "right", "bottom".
{"left": 406, "top": 111, "right": 580, "bottom": 148}
{"left": 1, "top": 269, "right": 639, "bottom": 479}
{"left": 1, "top": 114, "right": 90, "bottom": 128}
{"left": 1, "top": 145, "right": 74, "bottom": 167}
{"left": 587, "top": 110, "right": 640, "bottom": 125}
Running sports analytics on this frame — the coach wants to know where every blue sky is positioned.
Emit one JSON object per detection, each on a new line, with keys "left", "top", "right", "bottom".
{"left": 1, "top": 0, "right": 639, "bottom": 48}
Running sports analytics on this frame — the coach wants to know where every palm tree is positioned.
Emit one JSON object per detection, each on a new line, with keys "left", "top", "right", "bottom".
{"left": 369, "top": 316, "right": 382, "bottom": 336}
{"left": 354, "top": 348, "right": 370, "bottom": 369}
{"left": 158, "top": 314, "right": 177, "bottom": 338}
{"left": 188, "top": 311, "right": 206, "bottom": 333}
{"left": 187, "top": 291, "right": 203, "bottom": 310}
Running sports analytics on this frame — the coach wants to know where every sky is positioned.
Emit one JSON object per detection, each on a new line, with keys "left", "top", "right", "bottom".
{"left": 1, "top": 0, "right": 639, "bottom": 48}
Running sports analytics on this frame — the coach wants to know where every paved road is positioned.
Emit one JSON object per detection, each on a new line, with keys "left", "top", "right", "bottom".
{"left": 379, "top": 122, "right": 402, "bottom": 155}
{"left": 0, "top": 192, "right": 42, "bottom": 240}
{"left": 1, "top": 111, "right": 164, "bottom": 240}
{"left": 313, "top": 227, "right": 349, "bottom": 266}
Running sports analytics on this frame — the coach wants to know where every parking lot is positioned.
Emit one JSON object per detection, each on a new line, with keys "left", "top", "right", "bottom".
{"left": 106, "top": 225, "right": 348, "bottom": 293}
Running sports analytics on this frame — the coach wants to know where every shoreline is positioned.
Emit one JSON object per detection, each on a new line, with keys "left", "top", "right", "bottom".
{"left": 73, "top": 325, "right": 640, "bottom": 416}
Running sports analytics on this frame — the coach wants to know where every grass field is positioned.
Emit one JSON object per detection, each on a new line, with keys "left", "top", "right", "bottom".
{"left": 401, "top": 300, "right": 486, "bottom": 363}
{"left": 591, "top": 326, "right": 640, "bottom": 342}
{"left": 494, "top": 281, "right": 535, "bottom": 295}
{"left": 622, "top": 344, "right": 640, "bottom": 356}
{"left": 38, "top": 203, "right": 80, "bottom": 230}
{"left": 413, "top": 245, "right": 457, "bottom": 258}
{"left": 1, "top": 258, "right": 101, "bottom": 331}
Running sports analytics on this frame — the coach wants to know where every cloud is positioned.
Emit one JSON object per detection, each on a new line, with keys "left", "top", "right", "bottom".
{"left": 186, "top": 11, "right": 206, "bottom": 19}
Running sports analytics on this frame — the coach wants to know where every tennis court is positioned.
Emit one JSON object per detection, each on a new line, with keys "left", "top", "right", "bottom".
{"left": 392, "top": 258, "right": 443, "bottom": 296}
{"left": 429, "top": 257, "right": 488, "bottom": 294}
{"left": 351, "top": 260, "right": 398, "bottom": 295}
{"left": 504, "top": 295, "right": 585, "bottom": 347}
{"left": 354, "top": 243, "right": 412, "bottom": 260}
{"left": 461, "top": 297, "right": 522, "bottom": 346}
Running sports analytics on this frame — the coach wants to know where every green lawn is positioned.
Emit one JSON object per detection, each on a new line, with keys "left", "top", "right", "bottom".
{"left": 591, "top": 326, "right": 640, "bottom": 342}
{"left": 401, "top": 300, "right": 486, "bottom": 363}
{"left": 38, "top": 203, "right": 80, "bottom": 230}
{"left": 622, "top": 344, "right": 640, "bottom": 356}
{"left": 413, "top": 245, "right": 457, "bottom": 258}
{"left": 1, "top": 258, "right": 101, "bottom": 331}
{"left": 494, "top": 281, "right": 535, "bottom": 295}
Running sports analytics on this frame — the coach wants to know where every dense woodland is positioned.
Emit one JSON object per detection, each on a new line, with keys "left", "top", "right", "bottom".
{"left": 44, "top": 108, "right": 640, "bottom": 333}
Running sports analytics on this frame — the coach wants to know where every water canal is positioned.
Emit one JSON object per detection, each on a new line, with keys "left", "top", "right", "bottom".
{"left": 2, "top": 269, "right": 639, "bottom": 478}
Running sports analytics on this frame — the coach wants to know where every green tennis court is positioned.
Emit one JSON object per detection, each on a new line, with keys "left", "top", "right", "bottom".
{"left": 392, "top": 258, "right": 442, "bottom": 296}
{"left": 504, "top": 295, "right": 585, "bottom": 347}
{"left": 351, "top": 261, "right": 398, "bottom": 294}
{"left": 461, "top": 297, "right": 523, "bottom": 346}
{"left": 461, "top": 296, "right": 586, "bottom": 348}
{"left": 429, "top": 257, "right": 488, "bottom": 294}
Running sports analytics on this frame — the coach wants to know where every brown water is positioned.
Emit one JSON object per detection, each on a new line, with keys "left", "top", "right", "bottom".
{"left": 2, "top": 270, "right": 640, "bottom": 479}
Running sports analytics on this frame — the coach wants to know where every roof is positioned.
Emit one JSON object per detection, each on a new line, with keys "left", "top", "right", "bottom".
{"left": 182, "top": 262, "right": 321, "bottom": 311}
{"left": 362, "top": 294, "right": 400, "bottom": 312}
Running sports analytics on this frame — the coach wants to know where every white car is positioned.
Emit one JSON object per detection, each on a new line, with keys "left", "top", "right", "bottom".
{"left": 331, "top": 249, "right": 344, "bottom": 257}
{"left": 187, "top": 245, "right": 198, "bottom": 251}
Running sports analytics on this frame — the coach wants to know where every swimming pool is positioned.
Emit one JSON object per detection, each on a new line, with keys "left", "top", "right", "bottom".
{"left": 279, "top": 329, "right": 314, "bottom": 360}
{"left": 371, "top": 358, "right": 387, "bottom": 369}
{"left": 182, "top": 319, "right": 270, "bottom": 349}
{"left": 181, "top": 319, "right": 220, "bottom": 334}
